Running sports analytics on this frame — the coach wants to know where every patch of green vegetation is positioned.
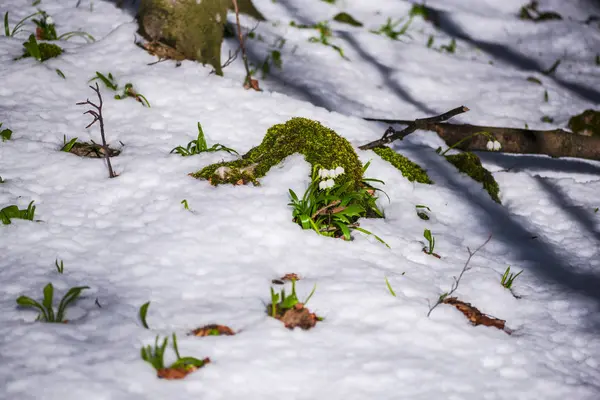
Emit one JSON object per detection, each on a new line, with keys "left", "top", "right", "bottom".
{"left": 21, "top": 34, "right": 63, "bottom": 61}
{"left": 1, "top": 201, "right": 36, "bottom": 224}
{"left": 372, "top": 146, "right": 432, "bottom": 184}
{"left": 333, "top": 12, "right": 363, "bottom": 27}
{"left": 0, "top": 122, "right": 12, "bottom": 141}
{"left": 16, "top": 282, "right": 89, "bottom": 322}
{"left": 445, "top": 152, "right": 500, "bottom": 203}
{"left": 192, "top": 118, "right": 364, "bottom": 190}
{"left": 519, "top": 1, "right": 562, "bottom": 22}
{"left": 568, "top": 109, "right": 600, "bottom": 137}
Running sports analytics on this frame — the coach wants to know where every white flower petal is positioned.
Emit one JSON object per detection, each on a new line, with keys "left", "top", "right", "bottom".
{"left": 493, "top": 140, "right": 502, "bottom": 151}
{"left": 319, "top": 181, "right": 327, "bottom": 190}
{"left": 46, "top": 16, "right": 54, "bottom": 25}
{"left": 486, "top": 141, "right": 494, "bottom": 151}
{"left": 335, "top": 166, "right": 344, "bottom": 176}
{"left": 326, "top": 179, "right": 335, "bottom": 188}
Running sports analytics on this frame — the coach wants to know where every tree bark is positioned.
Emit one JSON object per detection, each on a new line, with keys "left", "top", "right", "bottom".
{"left": 139, "top": 0, "right": 229, "bottom": 75}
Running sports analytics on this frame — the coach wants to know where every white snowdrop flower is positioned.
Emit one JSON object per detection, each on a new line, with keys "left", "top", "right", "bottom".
{"left": 325, "top": 179, "right": 335, "bottom": 188}
{"left": 486, "top": 140, "right": 494, "bottom": 151}
{"left": 493, "top": 140, "right": 501, "bottom": 151}
{"left": 319, "top": 180, "right": 328, "bottom": 190}
{"left": 318, "top": 168, "right": 329, "bottom": 179}
{"left": 334, "top": 166, "right": 345, "bottom": 176}
{"left": 46, "top": 16, "right": 54, "bottom": 25}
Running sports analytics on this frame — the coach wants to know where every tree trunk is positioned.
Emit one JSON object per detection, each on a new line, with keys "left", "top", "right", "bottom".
{"left": 139, "top": 0, "right": 229, "bottom": 75}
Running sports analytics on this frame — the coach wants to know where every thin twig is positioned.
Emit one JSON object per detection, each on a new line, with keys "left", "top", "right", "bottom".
{"left": 76, "top": 82, "right": 116, "bottom": 178}
{"left": 311, "top": 199, "right": 342, "bottom": 219}
{"left": 359, "top": 106, "right": 469, "bottom": 150}
{"left": 231, "top": 0, "right": 256, "bottom": 89}
{"left": 427, "top": 234, "right": 492, "bottom": 317}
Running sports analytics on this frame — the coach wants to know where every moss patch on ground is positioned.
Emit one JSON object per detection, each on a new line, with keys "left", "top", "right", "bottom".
{"left": 372, "top": 146, "right": 432, "bottom": 184}
{"left": 445, "top": 152, "right": 500, "bottom": 203}
{"left": 191, "top": 117, "right": 363, "bottom": 188}
{"left": 568, "top": 109, "right": 600, "bottom": 137}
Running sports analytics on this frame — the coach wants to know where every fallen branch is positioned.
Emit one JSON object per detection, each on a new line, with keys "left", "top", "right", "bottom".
{"left": 361, "top": 108, "right": 600, "bottom": 161}
{"left": 359, "top": 106, "right": 469, "bottom": 150}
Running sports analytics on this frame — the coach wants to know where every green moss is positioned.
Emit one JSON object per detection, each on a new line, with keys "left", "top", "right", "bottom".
{"left": 21, "top": 42, "right": 63, "bottom": 62}
{"left": 192, "top": 117, "right": 363, "bottom": 188}
{"left": 372, "top": 146, "right": 432, "bottom": 184}
{"left": 568, "top": 109, "right": 600, "bottom": 137}
{"left": 333, "top": 12, "right": 363, "bottom": 27}
{"left": 445, "top": 152, "right": 500, "bottom": 204}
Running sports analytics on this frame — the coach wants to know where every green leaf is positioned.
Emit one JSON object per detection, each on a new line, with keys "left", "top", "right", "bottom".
{"left": 139, "top": 301, "right": 150, "bottom": 329}
{"left": 23, "top": 34, "right": 42, "bottom": 61}
{"left": 16, "top": 295, "right": 50, "bottom": 321}
{"left": 4, "top": 12, "right": 9, "bottom": 37}
{"left": 172, "top": 333, "right": 181, "bottom": 360}
{"left": 385, "top": 277, "right": 396, "bottom": 297}
{"left": 42, "top": 283, "right": 55, "bottom": 322}
{"left": 55, "top": 69, "right": 66, "bottom": 79}
{"left": 170, "top": 356, "right": 207, "bottom": 369}
{"left": 61, "top": 136, "right": 78, "bottom": 152}
{"left": 56, "top": 286, "right": 89, "bottom": 322}
{"left": 303, "top": 284, "right": 317, "bottom": 305}
{"left": 1, "top": 128, "right": 12, "bottom": 141}
{"left": 196, "top": 123, "right": 208, "bottom": 151}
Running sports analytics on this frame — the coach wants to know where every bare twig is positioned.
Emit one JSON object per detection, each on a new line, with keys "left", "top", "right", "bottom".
{"left": 231, "top": 0, "right": 259, "bottom": 90}
{"left": 359, "top": 106, "right": 469, "bottom": 150}
{"left": 427, "top": 235, "right": 492, "bottom": 317}
{"left": 76, "top": 83, "right": 116, "bottom": 178}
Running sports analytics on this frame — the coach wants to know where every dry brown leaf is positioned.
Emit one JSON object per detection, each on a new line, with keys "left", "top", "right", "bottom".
{"left": 443, "top": 297, "right": 508, "bottom": 333}
{"left": 191, "top": 324, "right": 235, "bottom": 337}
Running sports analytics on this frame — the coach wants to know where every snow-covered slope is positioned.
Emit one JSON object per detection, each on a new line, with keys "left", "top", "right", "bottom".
{"left": 1, "top": 0, "right": 599, "bottom": 399}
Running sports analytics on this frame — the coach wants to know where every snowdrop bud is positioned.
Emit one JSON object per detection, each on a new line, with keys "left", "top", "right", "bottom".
{"left": 46, "top": 17, "right": 54, "bottom": 25}
{"left": 486, "top": 140, "right": 494, "bottom": 151}
{"left": 334, "top": 166, "right": 345, "bottom": 176}
{"left": 319, "top": 180, "right": 328, "bottom": 190}
{"left": 493, "top": 140, "right": 501, "bottom": 151}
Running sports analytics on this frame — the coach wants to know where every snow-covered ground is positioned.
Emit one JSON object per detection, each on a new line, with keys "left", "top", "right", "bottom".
{"left": 1, "top": 0, "right": 599, "bottom": 399}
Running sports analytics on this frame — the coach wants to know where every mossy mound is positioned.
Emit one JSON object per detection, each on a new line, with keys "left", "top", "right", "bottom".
{"left": 568, "top": 109, "right": 600, "bottom": 137}
{"left": 445, "top": 152, "right": 500, "bottom": 204}
{"left": 333, "top": 12, "right": 363, "bottom": 27}
{"left": 372, "top": 146, "right": 432, "bottom": 184}
{"left": 21, "top": 42, "right": 63, "bottom": 62}
{"left": 192, "top": 118, "right": 363, "bottom": 188}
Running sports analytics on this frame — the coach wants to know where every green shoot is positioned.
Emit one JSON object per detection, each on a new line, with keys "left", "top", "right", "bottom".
{"left": 61, "top": 135, "right": 78, "bottom": 152}
{"left": 1, "top": 201, "right": 36, "bottom": 225}
{"left": 141, "top": 333, "right": 208, "bottom": 372}
{"left": 114, "top": 83, "right": 151, "bottom": 107}
{"left": 385, "top": 277, "right": 396, "bottom": 297}
{"left": 89, "top": 72, "right": 118, "bottom": 91}
{"left": 55, "top": 68, "right": 65, "bottom": 79}
{"left": 544, "top": 90, "right": 549, "bottom": 102}
{"left": 181, "top": 200, "right": 190, "bottom": 210}
{"left": 55, "top": 259, "right": 64, "bottom": 274}
{"left": 500, "top": 266, "right": 523, "bottom": 289}
{"left": 440, "top": 38, "right": 457, "bottom": 53}
{"left": 371, "top": 17, "right": 413, "bottom": 40}
{"left": 437, "top": 130, "right": 497, "bottom": 156}
{"left": 170, "top": 122, "right": 238, "bottom": 156}
{"left": 416, "top": 204, "right": 431, "bottom": 220}
{"left": 139, "top": 301, "right": 150, "bottom": 329}
{"left": 423, "top": 229, "right": 435, "bottom": 254}
{"left": 16, "top": 282, "right": 89, "bottom": 322}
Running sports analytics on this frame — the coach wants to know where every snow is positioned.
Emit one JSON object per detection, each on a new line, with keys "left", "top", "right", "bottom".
{"left": 1, "top": 0, "right": 600, "bottom": 399}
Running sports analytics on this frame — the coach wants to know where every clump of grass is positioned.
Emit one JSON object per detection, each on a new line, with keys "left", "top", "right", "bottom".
{"left": 500, "top": 266, "right": 523, "bottom": 289}
{"left": 141, "top": 333, "right": 210, "bottom": 378}
{"left": 288, "top": 163, "right": 389, "bottom": 246}
{"left": 170, "top": 122, "right": 238, "bottom": 156}
{"left": 371, "top": 17, "right": 413, "bottom": 40}
{"left": 89, "top": 72, "right": 150, "bottom": 107}
{"left": 16, "top": 283, "right": 89, "bottom": 322}
{"left": 31, "top": 11, "right": 95, "bottom": 42}
{"left": 20, "top": 33, "right": 63, "bottom": 61}
{"left": 61, "top": 135, "right": 79, "bottom": 152}
{"left": 0, "top": 201, "right": 36, "bottom": 224}
{"left": 3, "top": 11, "right": 41, "bottom": 37}
{"left": 268, "top": 278, "right": 317, "bottom": 318}
{"left": 291, "top": 20, "right": 347, "bottom": 59}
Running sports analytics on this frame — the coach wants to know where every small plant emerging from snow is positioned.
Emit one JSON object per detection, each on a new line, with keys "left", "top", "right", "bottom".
{"left": 16, "top": 282, "right": 89, "bottom": 322}
{"left": 32, "top": 11, "right": 94, "bottom": 42}
{"left": 141, "top": 333, "right": 210, "bottom": 379}
{"left": 170, "top": 122, "right": 238, "bottom": 156}
{"left": 61, "top": 135, "right": 79, "bottom": 152}
{"left": 0, "top": 201, "right": 36, "bottom": 224}
{"left": 0, "top": 122, "right": 12, "bottom": 141}
{"left": 371, "top": 17, "right": 413, "bottom": 40}
{"left": 76, "top": 82, "right": 117, "bottom": 178}
{"left": 20, "top": 34, "right": 63, "bottom": 61}
{"left": 288, "top": 164, "right": 389, "bottom": 246}
{"left": 181, "top": 199, "right": 190, "bottom": 210}
{"left": 268, "top": 278, "right": 317, "bottom": 318}
{"left": 385, "top": 276, "right": 397, "bottom": 297}
{"left": 437, "top": 130, "right": 501, "bottom": 155}
{"left": 290, "top": 20, "right": 347, "bottom": 59}
{"left": 423, "top": 229, "right": 436, "bottom": 255}
{"left": 55, "top": 259, "right": 64, "bottom": 274}
{"left": 500, "top": 266, "right": 523, "bottom": 289}
{"left": 416, "top": 204, "right": 431, "bottom": 220}
{"left": 139, "top": 301, "right": 150, "bottom": 329}
{"left": 89, "top": 72, "right": 150, "bottom": 107}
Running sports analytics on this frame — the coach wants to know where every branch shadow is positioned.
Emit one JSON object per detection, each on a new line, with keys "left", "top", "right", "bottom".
{"left": 408, "top": 145, "right": 600, "bottom": 332}
{"left": 429, "top": 7, "right": 600, "bottom": 103}
{"left": 477, "top": 151, "right": 600, "bottom": 176}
